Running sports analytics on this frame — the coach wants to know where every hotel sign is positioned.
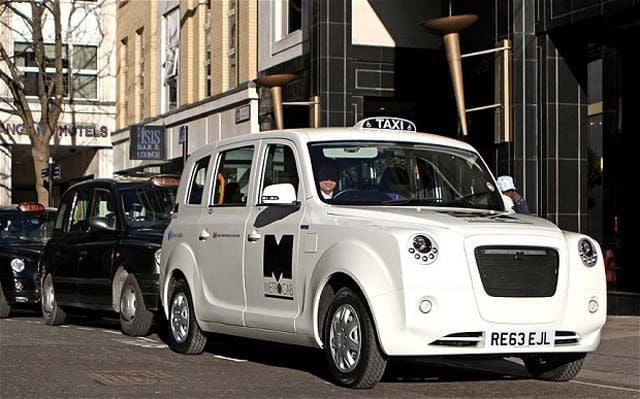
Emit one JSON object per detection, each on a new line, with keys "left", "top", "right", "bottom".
{"left": 130, "top": 125, "right": 166, "bottom": 161}
{"left": 0, "top": 121, "right": 111, "bottom": 147}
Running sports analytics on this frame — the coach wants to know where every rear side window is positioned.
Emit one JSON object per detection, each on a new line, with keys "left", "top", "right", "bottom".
{"left": 212, "top": 146, "right": 254, "bottom": 206}
{"left": 187, "top": 156, "right": 210, "bottom": 205}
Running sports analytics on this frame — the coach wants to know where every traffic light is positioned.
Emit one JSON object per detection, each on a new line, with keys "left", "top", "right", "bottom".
{"left": 52, "top": 164, "right": 62, "bottom": 180}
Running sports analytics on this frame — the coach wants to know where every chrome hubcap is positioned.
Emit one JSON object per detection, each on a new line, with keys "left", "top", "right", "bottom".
{"left": 120, "top": 285, "right": 136, "bottom": 322}
{"left": 170, "top": 292, "right": 189, "bottom": 344}
{"left": 329, "top": 304, "right": 361, "bottom": 372}
{"left": 42, "top": 276, "right": 54, "bottom": 313}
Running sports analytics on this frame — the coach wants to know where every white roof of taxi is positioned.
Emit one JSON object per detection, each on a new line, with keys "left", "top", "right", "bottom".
{"left": 189, "top": 127, "right": 478, "bottom": 159}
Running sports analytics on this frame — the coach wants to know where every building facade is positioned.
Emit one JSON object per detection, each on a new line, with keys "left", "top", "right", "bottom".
{"left": 0, "top": 0, "right": 117, "bottom": 205}
{"left": 112, "top": 0, "right": 260, "bottom": 177}
{"left": 257, "top": 0, "right": 637, "bottom": 305}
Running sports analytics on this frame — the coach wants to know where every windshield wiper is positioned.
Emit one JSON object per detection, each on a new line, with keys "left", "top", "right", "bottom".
{"left": 443, "top": 192, "right": 492, "bottom": 208}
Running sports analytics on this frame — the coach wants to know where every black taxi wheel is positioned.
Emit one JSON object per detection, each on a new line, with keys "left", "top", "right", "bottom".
{"left": 41, "top": 274, "right": 66, "bottom": 326}
{"left": 323, "top": 287, "right": 387, "bottom": 389}
{"left": 168, "top": 280, "right": 207, "bottom": 355}
{"left": 119, "top": 274, "right": 154, "bottom": 337}
{"left": 524, "top": 353, "right": 587, "bottom": 382}
{"left": 0, "top": 285, "right": 10, "bottom": 318}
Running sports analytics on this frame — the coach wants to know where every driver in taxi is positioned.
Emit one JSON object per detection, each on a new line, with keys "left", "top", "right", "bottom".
{"left": 316, "top": 159, "right": 338, "bottom": 200}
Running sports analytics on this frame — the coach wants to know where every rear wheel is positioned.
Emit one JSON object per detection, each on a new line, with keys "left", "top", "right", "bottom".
{"left": 119, "top": 274, "right": 154, "bottom": 337}
{"left": 41, "top": 274, "right": 67, "bottom": 326}
{"left": 524, "top": 353, "right": 586, "bottom": 381}
{"left": 167, "top": 280, "right": 207, "bottom": 354}
{"left": 0, "top": 285, "right": 10, "bottom": 318}
{"left": 323, "top": 287, "right": 387, "bottom": 389}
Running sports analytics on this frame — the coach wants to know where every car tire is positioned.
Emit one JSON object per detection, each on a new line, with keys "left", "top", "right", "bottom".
{"left": 524, "top": 353, "right": 586, "bottom": 382}
{"left": 119, "top": 274, "right": 154, "bottom": 337}
{"left": 41, "top": 274, "right": 67, "bottom": 326}
{"left": 0, "top": 285, "right": 10, "bottom": 318}
{"left": 167, "top": 280, "right": 207, "bottom": 354}
{"left": 323, "top": 287, "right": 387, "bottom": 389}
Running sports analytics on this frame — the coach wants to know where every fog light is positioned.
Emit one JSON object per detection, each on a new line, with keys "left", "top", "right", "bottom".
{"left": 15, "top": 280, "right": 24, "bottom": 290}
{"left": 419, "top": 299, "right": 433, "bottom": 314}
{"left": 588, "top": 299, "right": 599, "bottom": 313}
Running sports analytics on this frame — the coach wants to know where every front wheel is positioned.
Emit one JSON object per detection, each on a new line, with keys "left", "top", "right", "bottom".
{"left": 167, "top": 280, "right": 207, "bottom": 354}
{"left": 41, "top": 274, "right": 67, "bottom": 326}
{"left": 524, "top": 353, "right": 587, "bottom": 381}
{"left": 119, "top": 274, "right": 154, "bottom": 337}
{"left": 323, "top": 287, "right": 387, "bottom": 389}
{"left": 0, "top": 285, "right": 10, "bottom": 318}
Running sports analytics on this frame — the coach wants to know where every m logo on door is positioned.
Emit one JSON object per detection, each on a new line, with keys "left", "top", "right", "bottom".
{"left": 263, "top": 234, "right": 294, "bottom": 300}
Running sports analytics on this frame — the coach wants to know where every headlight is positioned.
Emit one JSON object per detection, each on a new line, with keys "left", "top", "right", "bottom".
{"left": 11, "top": 258, "right": 25, "bottom": 273}
{"left": 408, "top": 234, "right": 439, "bottom": 265}
{"left": 578, "top": 238, "right": 597, "bottom": 267}
{"left": 154, "top": 249, "right": 162, "bottom": 271}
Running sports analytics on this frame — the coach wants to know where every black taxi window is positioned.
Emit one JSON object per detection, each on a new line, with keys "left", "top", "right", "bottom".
{"left": 120, "top": 186, "right": 174, "bottom": 229}
{"left": 68, "top": 190, "right": 91, "bottom": 233}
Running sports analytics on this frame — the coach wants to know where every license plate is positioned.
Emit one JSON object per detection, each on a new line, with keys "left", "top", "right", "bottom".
{"left": 485, "top": 330, "right": 554, "bottom": 349}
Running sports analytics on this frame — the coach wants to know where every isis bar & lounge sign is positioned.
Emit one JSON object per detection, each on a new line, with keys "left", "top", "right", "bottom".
{"left": 130, "top": 125, "right": 166, "bottom": 160}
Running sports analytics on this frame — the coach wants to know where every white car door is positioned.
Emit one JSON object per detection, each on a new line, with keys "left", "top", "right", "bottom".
{"left": 243, "top": 140, "right": 305, "bottom": 332}
{"left": 195, "top": 143, "right": 258, "bottom": 326}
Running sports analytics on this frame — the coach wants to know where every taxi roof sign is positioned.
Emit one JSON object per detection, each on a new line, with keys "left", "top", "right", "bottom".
{"left": 354, "top": 117, "right": 416, "bottom": 132}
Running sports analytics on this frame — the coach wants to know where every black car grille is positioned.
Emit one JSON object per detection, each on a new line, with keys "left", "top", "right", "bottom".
{"left": 474, "top": 246, "right": 559, "bottom": 297}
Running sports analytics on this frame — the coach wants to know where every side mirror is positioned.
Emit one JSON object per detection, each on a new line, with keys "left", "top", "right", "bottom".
{"left": 261, "top": 183, "right": 297, "bottom": 205}
{"left": 88, "top": 216, "right": 115, "bottom": 231}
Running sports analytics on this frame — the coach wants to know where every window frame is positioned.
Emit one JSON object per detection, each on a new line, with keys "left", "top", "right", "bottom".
{"left": 256, "top": 141, "right": 302, "bottom": 206}
{"left": 209, "top": 145, "right": 256, "bottom": 208}
{"left": 185, "top": 156, "right": 211, "bottom": 206}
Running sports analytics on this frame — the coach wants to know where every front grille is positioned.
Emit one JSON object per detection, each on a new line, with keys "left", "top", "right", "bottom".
{"left": 474, "top": 246, "right": 559, "bottom": 297}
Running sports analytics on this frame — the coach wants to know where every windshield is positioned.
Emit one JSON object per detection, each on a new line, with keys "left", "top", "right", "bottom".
{"left": 0, "top": 211, "right": 56, "bottom": 242}
{"left": 120, "top": 186, "right": 176, "bottom": 229}
{"left": 308, "top": 141, "right": 505, "bottom": 211}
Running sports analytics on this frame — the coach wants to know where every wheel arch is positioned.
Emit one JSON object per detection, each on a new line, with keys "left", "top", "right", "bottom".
{"left": 162, "top": 243, "right": 199, "bottom": 318}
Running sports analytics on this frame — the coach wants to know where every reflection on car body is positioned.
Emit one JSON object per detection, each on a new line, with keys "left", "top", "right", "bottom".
{"left": 160, "top": 117, "right": 606, "bottom": 388}
{"left": 39, "top": 177, "right": 177, "bottom": 336}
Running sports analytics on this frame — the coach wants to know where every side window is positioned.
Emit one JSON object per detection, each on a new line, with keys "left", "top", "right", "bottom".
{"left": 91, "top": 189, "right": 116, "bottom": 228}
{"left": 261, "top": 144, "right": 299, "bottom": 196}
{"left": 212, "top": 146, "right": 254, "bottom": 206}
{"left": 54, "top": 197, "right": 70, "bottom": 232}
{"left": 187, "top": 156, "right": 211, "bottom": 205}
{"left": 68, "top": 190, "right": 91, "bottom": 233}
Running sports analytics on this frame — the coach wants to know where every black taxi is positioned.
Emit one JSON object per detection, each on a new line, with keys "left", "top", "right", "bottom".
{"left": 1, "top": 203, "right": 56, "bottom": 318}
{"left": 39, "top": 176, "right": 177, "bottom": 336}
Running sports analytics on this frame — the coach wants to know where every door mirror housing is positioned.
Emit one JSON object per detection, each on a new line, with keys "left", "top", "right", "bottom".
{"left": 261, "top": 183, "right": 297, "bottom": 205}
{"left": 88, "top": 216, "right": 116, "bottom": 231}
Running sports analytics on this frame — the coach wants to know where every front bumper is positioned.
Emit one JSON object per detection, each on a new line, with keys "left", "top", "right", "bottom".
{"left": 0, "top": 274, "right": 41, "bottom": 305}
{"left": 370, "top": 287, "right": 606, "bottom": 357}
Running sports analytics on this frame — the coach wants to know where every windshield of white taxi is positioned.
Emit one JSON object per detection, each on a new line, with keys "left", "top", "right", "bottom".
{"left": 308, "top": 141, "right": 504, "bottom": 211}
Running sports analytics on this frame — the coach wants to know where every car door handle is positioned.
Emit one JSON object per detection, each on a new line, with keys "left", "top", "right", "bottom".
{"left": 78, "top": 250, "right": 88, "bottom": 260}
{"left": 199, "top": 229, "right": 211, "bottom": 241}
{"left": 247, "top": 231, "right": 261, "bottom": 242}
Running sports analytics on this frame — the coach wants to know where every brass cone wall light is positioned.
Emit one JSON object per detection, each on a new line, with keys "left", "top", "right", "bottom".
{"left": 422, "top": 15, "right": 477, "bottom": 136}
{"left": 255, "top": 74, "right": 297, "bottom": 130}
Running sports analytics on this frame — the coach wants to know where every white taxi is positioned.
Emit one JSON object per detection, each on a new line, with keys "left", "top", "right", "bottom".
{"left": 160, "top": 117, "right": 606, "bottom": 388}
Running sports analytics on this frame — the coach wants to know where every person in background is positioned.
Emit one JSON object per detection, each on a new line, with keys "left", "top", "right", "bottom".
{"left": 497, "top": 175, "right": 530, "bottom": 214}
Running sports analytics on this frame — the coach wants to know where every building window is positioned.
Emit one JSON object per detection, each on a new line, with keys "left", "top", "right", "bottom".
{"left": 119, "top": 38, "right": 128, "bottom": 125}
{"left": 204, "top": 1, "right": 212, "bottom": 97}
{"left": 275, "top": 0, "right": 302, "bottom": 41}
{"left": 288, "top": 0, "right": 301, "bottom": 34}
{"left": 163, "top": 7, "right": 179, "bottom": 111}
{"left": 227, "top": 0, "right": 237, "bottom": 89}
{"left": 14, "top": 42, "right": 97, "bottom": 99}
{"left": 136, "top": 28, "right": 145, "bottom": 121}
